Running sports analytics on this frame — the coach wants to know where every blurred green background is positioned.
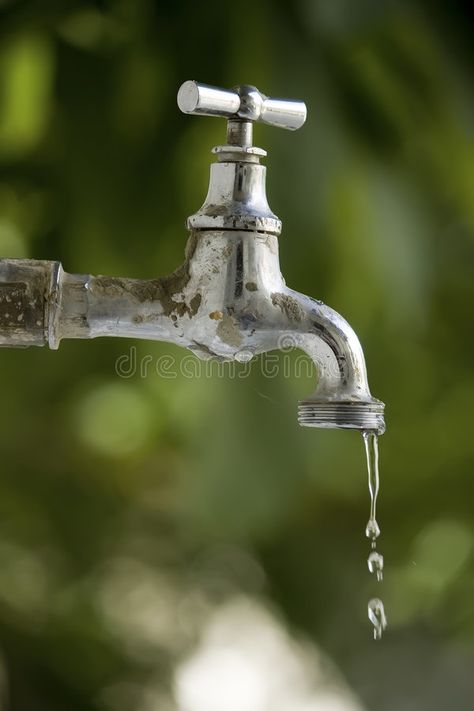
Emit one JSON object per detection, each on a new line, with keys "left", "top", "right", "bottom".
{"left": 1, "top": 0, "right": 474, "bottom": 709}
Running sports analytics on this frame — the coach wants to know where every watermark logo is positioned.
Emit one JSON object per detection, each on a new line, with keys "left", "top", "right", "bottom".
{"left": 114, "top": 334, "right": 320, "bottom": 381}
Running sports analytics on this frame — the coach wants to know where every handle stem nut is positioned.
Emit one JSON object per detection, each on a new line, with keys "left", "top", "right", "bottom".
{"left": 236, "top": 85, "right": 264, "bottom": 122}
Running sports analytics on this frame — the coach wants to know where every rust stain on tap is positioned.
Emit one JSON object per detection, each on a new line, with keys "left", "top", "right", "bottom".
{"left": 216, "top": 313, "right": 243, "bottom": 348}
{"left": 90, "top": 233, "right": 202, "bottom": 319}
{"left": 271, "top": 292, "right": 305, "bottom": 322}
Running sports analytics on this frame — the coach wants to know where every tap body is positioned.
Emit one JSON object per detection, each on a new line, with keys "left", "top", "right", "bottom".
{"left": 0, "top": 81, "right": 385, "bottom": 433}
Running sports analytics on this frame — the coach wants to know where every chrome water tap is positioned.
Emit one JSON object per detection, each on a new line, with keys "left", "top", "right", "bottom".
{"left": 0, "top": 81, "right": 385, "bottom": 433}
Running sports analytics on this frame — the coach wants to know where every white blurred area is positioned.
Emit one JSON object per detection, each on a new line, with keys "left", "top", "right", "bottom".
{"left": 174, "top": 597, "right": 365, "bottom": 711}
{"left": 96, "top": 553, "right": 366, "bottom": 711}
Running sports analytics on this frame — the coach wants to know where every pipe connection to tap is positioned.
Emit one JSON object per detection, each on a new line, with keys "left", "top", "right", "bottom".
{"left": 0, "top": 80, "right": 385, "bottom": 434}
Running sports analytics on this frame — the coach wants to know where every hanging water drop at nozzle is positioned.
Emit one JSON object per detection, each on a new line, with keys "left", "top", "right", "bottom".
{"left": 364, "top": 431, "right": 380, "bottom": 544}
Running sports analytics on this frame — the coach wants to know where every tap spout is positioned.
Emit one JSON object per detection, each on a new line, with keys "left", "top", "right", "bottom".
{"left": 273, "top": 289, "right": 385, "bottom": 434}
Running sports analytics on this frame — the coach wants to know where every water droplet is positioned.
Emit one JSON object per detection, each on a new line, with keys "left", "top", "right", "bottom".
{"left": 235, "top": 349, "right": 253, "bottom": 363}
{"left": 365, "top": 519, "right": 381, "bottom": 541}
{"left": 368, "top": 551, "right": 384, "bottom": 582}
{"left": 368, "top": 598, "right": 387, "bottom": 640}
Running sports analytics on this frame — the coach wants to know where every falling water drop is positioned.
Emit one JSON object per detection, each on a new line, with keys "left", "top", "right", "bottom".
{"left": 368, "top": 551, "right": 384, "bottom": 582}
{"left": 368, "top": 598, "right": 387, "bottom": 640}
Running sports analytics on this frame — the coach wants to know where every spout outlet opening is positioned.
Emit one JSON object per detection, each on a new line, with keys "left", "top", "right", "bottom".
{"left": 298, "top": 400, "right": 385, "bottom": 435}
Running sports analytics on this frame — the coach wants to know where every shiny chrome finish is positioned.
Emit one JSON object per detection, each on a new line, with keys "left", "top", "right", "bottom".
{"left": 187, "top": 155, "right": 281, "bottom": 235}
{"left": 0, "top": 80, "right": 385, "bottom": 434}
{"left": 177, "top": 81, "right": 307, "bottom": 131}
{"left": 177, "top": 81, "right": 241, "bottom": 118}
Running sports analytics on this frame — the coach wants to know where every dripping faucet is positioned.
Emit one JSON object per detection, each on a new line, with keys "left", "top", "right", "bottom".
{"left": 0, "top": 81, "right": 385, "bottom": 434}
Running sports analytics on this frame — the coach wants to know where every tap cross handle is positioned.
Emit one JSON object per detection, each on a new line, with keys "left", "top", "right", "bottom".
{"left": 177, "top": 80, "right": 307, "bottom": 131}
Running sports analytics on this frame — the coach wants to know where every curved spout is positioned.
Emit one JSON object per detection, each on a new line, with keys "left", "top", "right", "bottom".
{"left": 274, "top": 289, "right": 385, "bottom": 434}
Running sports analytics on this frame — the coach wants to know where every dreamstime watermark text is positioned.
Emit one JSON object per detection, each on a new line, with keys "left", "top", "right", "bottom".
{"left": 114, "top": 342, "right": 320, "bottom": 381}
